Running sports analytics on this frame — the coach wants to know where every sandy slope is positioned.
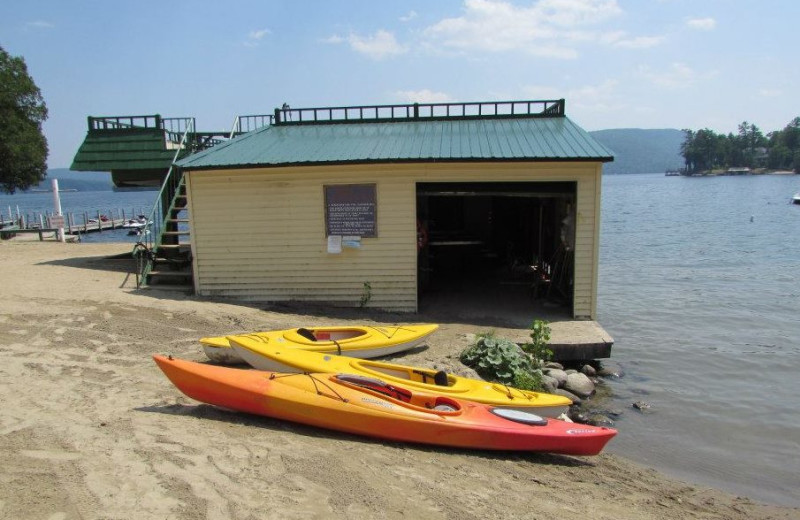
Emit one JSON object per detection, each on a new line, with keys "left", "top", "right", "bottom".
{"left": 0, "top": 240, "right": 796, "bottom": 520}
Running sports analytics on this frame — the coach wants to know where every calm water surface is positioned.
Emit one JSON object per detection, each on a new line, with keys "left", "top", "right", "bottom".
{"left": 3, "top": 176, "right": 800, "bottom": 506}
{"left": 0, "top": 189, "right": 157, "bottom": 243}
{"left": 599, "top": 173, "right": 800, "bottom": 507}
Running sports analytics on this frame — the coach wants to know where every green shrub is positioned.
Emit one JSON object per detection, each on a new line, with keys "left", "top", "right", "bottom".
{"left": 521, "top": 319, "right": 552, "bottom": 367}
{"left": 460, "top": 333, "right": 544, "bottom": 391}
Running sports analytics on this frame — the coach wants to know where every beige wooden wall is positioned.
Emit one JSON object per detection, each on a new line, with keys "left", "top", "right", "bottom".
{"left": 186, "top": 161, "right": 602, "bottom": 317}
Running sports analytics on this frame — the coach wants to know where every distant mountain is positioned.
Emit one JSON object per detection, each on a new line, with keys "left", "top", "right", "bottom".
{"left": 590, "top": 128, "right": 685, "bottom": 174}
{"left": 30, "top": 168, "right": 114, "bottom": 192}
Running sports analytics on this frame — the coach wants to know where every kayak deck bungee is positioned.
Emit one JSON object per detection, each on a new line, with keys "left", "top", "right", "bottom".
{"left": 200, "top": 324, "right": 438, "bottom": 364}
{"left": 227, "top": 334, "right": 572, "bottom": 418}
{"left": 153, "top": 355, "right": 616, "bottom": 455}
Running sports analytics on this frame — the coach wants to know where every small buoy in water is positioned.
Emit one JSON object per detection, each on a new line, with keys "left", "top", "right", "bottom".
{"left": 750, "top": 215, "right": 754, "bottom": 222}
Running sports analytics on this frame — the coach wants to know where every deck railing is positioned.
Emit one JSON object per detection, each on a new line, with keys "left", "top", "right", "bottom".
{"left": 229, "top": 114, "right": 275, "bottom": 137}
{"left": 88, "top": 115, "right": 197, "bottom": 147}
{"left": 273, "top": 99, "right": 565, "bottom": 125}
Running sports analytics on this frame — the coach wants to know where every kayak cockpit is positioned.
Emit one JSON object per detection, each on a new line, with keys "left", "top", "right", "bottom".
{"left": 332, "top": 374, "right": 461, "bottom": 414}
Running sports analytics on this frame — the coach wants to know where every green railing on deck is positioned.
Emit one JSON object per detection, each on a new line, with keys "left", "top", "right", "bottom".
{"left": 88, "top": 115, "right": 196, "bottom": 146}
{"left": 272, "top": 99, "right": 566, "bottom": 125}
{"left": 229, "top": 114, "right": 274, "bottom": 137}
{"left": 133, "top": 119, "right": 194, "bottom": 287}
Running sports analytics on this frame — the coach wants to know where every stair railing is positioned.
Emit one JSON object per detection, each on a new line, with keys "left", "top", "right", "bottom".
{"left": 133, "top": 119, "right": 195, "bottom": 287}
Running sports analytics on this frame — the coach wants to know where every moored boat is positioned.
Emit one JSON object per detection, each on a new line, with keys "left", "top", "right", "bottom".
{"left": 792, "top": 192, "right": 800, "bottom": 205}
{"left": 122, "top": 215, "right": 150, "bottom": 228}
{"left": 227, "top": 334, "right": 573, "bottom": 417}
{"left": 153, "top": 355, "right": 615, "bottom": 455}
{"left": 201, "top": 324, "right": 438, "bottom": 364}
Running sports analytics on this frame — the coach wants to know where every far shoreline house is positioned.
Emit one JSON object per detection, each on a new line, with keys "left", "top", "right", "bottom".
{"left": 172, "top": 100, "right": 614, "bottom": 321}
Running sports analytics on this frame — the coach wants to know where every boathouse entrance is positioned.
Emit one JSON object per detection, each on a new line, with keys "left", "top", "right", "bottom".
{"left": 416, "top": 181, "right": 577, "bottom": 318}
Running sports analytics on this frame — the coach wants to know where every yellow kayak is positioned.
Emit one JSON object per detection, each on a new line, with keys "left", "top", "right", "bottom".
{"left": 201, "top": 324, "right": 438, "bottom": 364}
{"left": 227, "top": 334, "right": 572, "bottom": 418}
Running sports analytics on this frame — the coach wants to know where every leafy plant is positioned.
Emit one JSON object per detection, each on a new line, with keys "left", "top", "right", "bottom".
{"left": 359, "top": 282, "right": 372, "bottom": 307}
{"left": 521, "top": 319, "right": 552, "bottom": 367}
{"left": 460, "top": 333, "right": 544, "bottom": 391}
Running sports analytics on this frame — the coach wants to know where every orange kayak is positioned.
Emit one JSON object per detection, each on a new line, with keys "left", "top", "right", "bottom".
{"left": 153, "top": 355, "right": 616, "bottom": 455}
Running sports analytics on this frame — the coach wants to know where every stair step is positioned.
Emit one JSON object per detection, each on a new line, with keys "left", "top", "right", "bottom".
{"left": 167, "top": 219, "right": 190, "bottom": 223}
{"left": 162, "top": 231, "right": 191, "bottom": 236}
{"left": 156, "top": 244, "right": 191, "bottom": 250}
{"left": 153, "top": 257, "right": 192, "bottom": 265}
{"left": 149, "top": 270, "right": 192, "bottom": 277}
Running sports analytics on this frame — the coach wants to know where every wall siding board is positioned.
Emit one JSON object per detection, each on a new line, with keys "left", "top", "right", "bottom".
{"left": 188, "top": 162, "right": 602, "bottom": 316}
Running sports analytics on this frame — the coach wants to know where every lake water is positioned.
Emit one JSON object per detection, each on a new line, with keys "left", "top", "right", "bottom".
{"left": 599, "top": 173, "right": 800, "bottom": 507}
{"left": 0, "top": 189, "right": 158, "bottom": 243}
{"left": 2, "top": 175, "right": 800, "bottom": 506}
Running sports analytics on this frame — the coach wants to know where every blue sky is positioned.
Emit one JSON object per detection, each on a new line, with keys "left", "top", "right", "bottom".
{"left": 2, "top": 0, "right": 799, "bottom": 168}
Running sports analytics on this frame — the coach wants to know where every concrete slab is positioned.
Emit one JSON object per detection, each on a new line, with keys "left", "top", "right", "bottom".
{"left": 505, "top": 320, "right": 614, "bottom": 361}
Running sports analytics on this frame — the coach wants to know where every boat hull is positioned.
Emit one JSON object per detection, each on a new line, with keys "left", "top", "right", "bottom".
{"left": 228, "top": 335, "right": 572, "bottom": 417}
{"left": 201, "top": 324, "right": 438, "bottom": 364}
{"left": 153, "top": 355, "right": 615, "bottom": 455}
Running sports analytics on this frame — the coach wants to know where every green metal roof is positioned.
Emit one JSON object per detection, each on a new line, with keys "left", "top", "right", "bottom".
{"left": 177, "top": 116, "right": 614, "bottom": 170}
{"left": 70, "top": 128, "right": 181, "bottom": 171}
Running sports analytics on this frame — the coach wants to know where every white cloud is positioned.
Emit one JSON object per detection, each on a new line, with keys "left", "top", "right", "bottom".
{"left": 394, "top": 89, "right": 453, "bottom": 103}
{"left": 422, "top": 0, "right": 626, "bottom": 58}
{"left": 400, "top": 10, "right": 418, "bottom": 22}
{"left": 244, "top": 28, "right": 271, "bottom": 47}
{"left": 686, "top": 17, "right": 716, "bottom": 31}
{"left": 523, "top": 79, "right": 620, "bottom": 111}
{"left": 323, "top": 35, "right": 345, "bottom": 44}
{"left": 612, "top": 35, "right": 664, "bottom": 49}
{"left": 249, "top": 29, "right": 271, "bottom": 40}
{"left": 24, "top": 20, "right": 54, "bottom": 30}
{"left": 638, "top": 62, "right": 715, "bottom": 89}
{"left": 338, "top": 30, "right": 408, "bottom": 60}
{"left": 759, "top": 88, "right": 782, "bottom": 98}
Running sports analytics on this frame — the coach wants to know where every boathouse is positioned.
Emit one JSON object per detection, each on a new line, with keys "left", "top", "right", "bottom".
{"left": 175, "top": 100, "right": 613, "bottom": 319}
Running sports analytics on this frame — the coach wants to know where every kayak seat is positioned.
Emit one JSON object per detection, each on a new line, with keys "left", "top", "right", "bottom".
{"left": 434, "top": 370, "right": 448, "bottom": 386}
{"left": 297, "top": 328, "right": 317, "bottom": 341}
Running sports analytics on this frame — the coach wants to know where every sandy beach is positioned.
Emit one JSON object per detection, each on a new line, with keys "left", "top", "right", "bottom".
{"left": 0, "top": 239, "right": 797, "bottom": 520}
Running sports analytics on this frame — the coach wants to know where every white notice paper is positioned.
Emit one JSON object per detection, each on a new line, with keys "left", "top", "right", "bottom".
{"left": 342, "top": 236, "right": 361, "bottom": 249}
{"left": 327, "top": 235, "right": 342, "bottom": 254}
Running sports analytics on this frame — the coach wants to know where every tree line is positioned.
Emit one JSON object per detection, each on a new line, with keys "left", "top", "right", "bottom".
{"left": 680, "top": 118, "right": 800, "bottom": 174}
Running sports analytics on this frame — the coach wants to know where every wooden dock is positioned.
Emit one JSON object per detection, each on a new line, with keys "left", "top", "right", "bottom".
{"left": 1, "top": 207, "right": 149, "bottom": 240}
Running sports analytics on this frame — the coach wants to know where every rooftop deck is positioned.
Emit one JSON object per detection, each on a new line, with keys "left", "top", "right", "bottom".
{"left": 70, "top": 114, "right": 233, "bottom": 188}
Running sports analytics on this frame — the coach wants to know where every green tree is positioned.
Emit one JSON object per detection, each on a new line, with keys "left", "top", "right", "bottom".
{"left": 767, "top": 145, "right": 791, "bottom": 169}
{"left": 0, "top": 46, "right": 48, "bottom": 194}
{"left": 682, "top": 117, "right": 800, "bottom": 173}
{"left": 783, "top": 118, "right": 800, "bottom": 151}
{"left": 736, "top": 121, "right": 766, "bottom": 167}
{"left": 681, "top": 128, "right": 723, "bottom": 173}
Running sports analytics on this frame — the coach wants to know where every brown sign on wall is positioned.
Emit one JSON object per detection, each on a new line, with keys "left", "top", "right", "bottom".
{"left": 324, "top": 184, "right": 377, "bottom": 237}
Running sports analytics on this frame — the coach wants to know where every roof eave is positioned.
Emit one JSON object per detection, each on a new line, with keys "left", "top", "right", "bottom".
{"left": 180, "top": 156, "right": 614, "bottom": 172}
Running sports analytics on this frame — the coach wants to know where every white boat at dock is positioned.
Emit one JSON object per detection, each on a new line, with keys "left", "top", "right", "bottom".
{"left": 121, "top": 215, "right": 150, "bottom": 228}
{"left": 122, "top": 215, "right": 152, "bottom": 234}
